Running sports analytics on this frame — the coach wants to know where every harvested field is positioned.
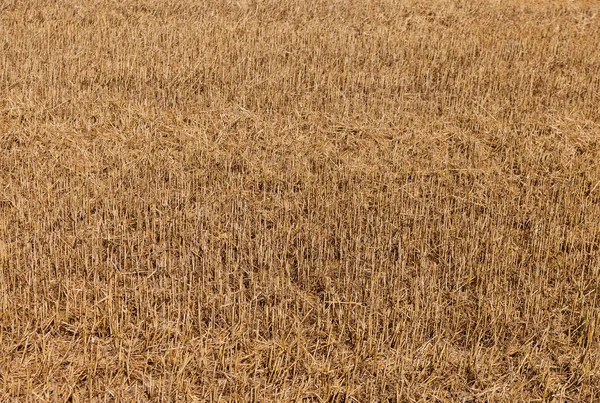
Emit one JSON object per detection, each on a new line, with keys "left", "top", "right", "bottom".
{"left": 1, "top": 0, "right": 600, "bottom": 401}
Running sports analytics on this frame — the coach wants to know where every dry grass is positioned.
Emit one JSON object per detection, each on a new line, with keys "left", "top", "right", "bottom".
{"left": 1, "top": 0, "right": 600, "bottom": 401}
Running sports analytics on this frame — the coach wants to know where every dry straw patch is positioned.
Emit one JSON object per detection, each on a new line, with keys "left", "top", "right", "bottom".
{"left": 1, "top": 0, "right": 600, "bottom": 401}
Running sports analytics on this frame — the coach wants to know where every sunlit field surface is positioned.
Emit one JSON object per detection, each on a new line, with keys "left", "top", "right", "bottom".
{"left": 1, "top": 0, "right": 600, "bottom": 401}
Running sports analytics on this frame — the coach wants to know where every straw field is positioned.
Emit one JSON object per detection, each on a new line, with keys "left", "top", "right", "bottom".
{"left": 1, "top": 0, "right": 600, "bottom": 401}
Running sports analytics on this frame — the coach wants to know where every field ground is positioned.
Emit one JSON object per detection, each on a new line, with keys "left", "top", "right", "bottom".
{"left": 1, "top": 0, "right": 600, "bottom": 401}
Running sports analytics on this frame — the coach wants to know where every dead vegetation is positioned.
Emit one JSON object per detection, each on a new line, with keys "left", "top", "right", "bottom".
{"left": 1, "top": 0, "right": 600, "bottom": 401}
